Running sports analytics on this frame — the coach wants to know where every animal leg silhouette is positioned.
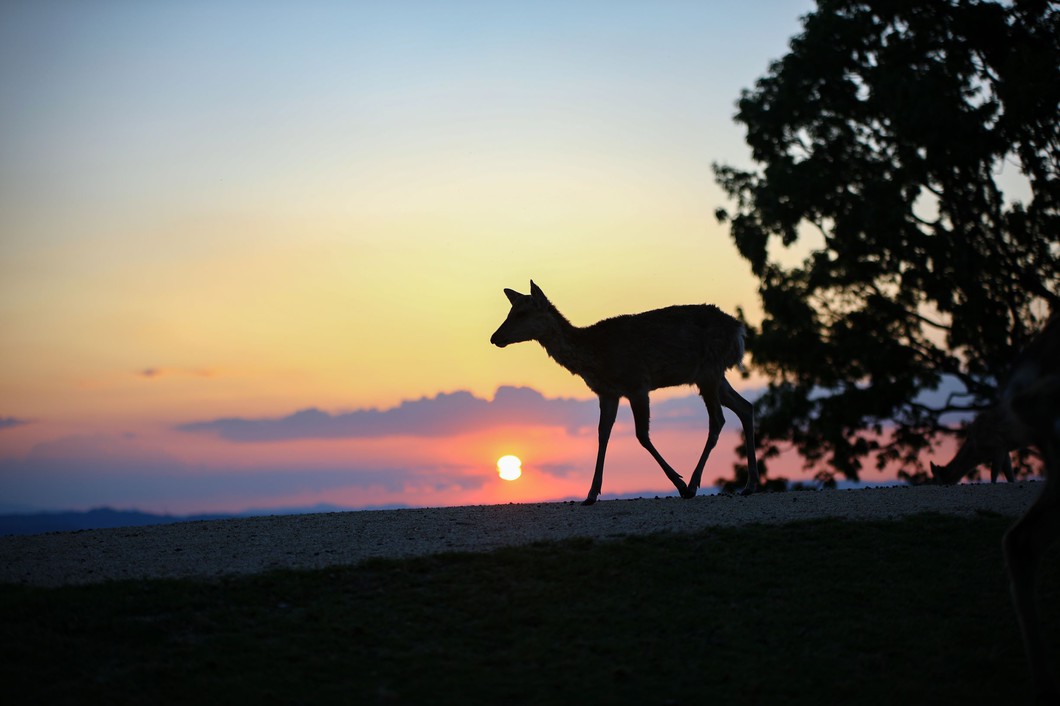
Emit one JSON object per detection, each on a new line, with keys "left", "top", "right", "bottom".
{"left": 720, "top": 378, "right": 759, "bottom": 495}
{"left": 629, "top": 391, "right": 688, "bottom": 498}
{"left": 687, "top": 382, "right": 725, "bottom": 498}
{"left": 686, "top": 378, "right": 759, "bottom": 497}
{"left": 583, "top": 395, "right": 619, "bottom": 506}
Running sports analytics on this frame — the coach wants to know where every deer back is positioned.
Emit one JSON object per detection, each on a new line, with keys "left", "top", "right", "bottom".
{"left": 574, "top": 304, "right": 744, "bottom": 395}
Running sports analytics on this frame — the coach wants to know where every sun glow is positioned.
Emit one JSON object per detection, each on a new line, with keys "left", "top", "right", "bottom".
{"left": 497, "top": 455, "right": 523, "bottom": 481}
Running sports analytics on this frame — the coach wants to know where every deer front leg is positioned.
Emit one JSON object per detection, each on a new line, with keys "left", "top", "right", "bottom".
{"left": 628, "top": 391, "right": 688, "bottom": 498}
{"left": 583, "top": 395, "right": 619, "bottom": 506}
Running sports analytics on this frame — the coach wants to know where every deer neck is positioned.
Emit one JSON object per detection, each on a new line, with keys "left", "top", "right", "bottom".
{"left": 941, "top": 434, "right": 982, "bottom": 478}
{"left": 536, "top": 313, "right": 593, "bottom": 379}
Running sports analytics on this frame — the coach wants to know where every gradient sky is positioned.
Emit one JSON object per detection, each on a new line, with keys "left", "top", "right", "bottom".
{"left": 0, "top": 0, "right": 828, "bottom": 515}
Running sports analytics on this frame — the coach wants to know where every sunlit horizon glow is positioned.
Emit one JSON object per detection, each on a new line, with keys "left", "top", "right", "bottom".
{"left": 0, "top": 1, "right": 845, "bottom": 517}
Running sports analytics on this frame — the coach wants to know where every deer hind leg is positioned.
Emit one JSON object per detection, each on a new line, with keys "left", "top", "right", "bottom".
{"left": 687, "top": 378, "right": 758, "bottom": 497}
{"left": 1003, "top": 459, "right": 1060, "bottom": 702}
{"left": 628, "top": 391, "right": 688, "bottom": 498}
{"left": 719, "top": 378, "right": 759, "bottom": 495}
{"left": 583, "top": 395, "right": 619, "bottom": 506}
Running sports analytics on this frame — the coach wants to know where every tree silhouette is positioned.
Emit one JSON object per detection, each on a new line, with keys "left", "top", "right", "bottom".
{"left": 714, "top": 0, "right": 1059, "bottom": 485}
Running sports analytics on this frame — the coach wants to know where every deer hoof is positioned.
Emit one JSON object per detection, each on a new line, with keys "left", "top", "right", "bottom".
{"left": 681, "top": 486, "right": 698, "bottom": 499}
{"left": 738, "top": 485, "right": 755, "bottom": 497}
{"left": 581, "top": 497, "right": 598, "bottom": 506}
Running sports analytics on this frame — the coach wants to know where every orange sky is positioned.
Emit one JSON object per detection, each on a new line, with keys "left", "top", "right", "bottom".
{"left": 0, "top": 1, "right": 853, "bottom": 515}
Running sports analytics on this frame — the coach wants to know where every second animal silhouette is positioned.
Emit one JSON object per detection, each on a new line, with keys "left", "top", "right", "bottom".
{"left": 490, "top": 281, "right": 759, "bottom": 505}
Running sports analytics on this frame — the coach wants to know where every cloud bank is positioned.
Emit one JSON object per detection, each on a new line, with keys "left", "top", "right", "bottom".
{"left": 178, "top": 385, "right": 762, "bottom": 443}
{"left": 178, "top": 386, "right": 602, "bottom": 442}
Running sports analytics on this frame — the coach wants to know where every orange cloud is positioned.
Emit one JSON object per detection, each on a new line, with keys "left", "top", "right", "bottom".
{"left": 138, "top": 367, "right": 218, "bottom": 380}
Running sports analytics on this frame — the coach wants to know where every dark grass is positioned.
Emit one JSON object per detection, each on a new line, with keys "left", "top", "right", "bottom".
{"left": 1, "top": 513, "right": 1057, "bottom": 705}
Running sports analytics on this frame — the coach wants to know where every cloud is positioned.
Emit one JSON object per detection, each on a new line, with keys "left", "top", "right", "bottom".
{"left": 176, "top": 385, "right": 772, "bottom": 444}
{"left": 178, "top": 386, "right": 602, "bottom": 442}
{"left": 0, "top": 433, "right": 486, "bottom": 512}
{"left": 20, "top": 433, "right": 187, "bottom": 471}
{"left": 0, "top": 417, "right": 30, "bottom": 431}
{"left": 138, "top": 367, "right": 217, "bottom": 379}
{"left": 536, "top": 462, "right": 581, "bottom": 479}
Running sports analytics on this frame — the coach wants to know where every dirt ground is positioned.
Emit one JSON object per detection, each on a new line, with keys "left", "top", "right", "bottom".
{"left": 0, "top": 481, "right": 1042, "bottom": 587}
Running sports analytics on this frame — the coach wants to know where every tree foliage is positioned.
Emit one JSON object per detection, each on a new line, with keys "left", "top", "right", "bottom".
{"left": 714, "top": 0, "right": 1059, "bottom": 484}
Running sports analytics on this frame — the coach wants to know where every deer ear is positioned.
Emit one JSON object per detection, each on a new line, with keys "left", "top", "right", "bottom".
{"left": 529, "top": 280, "right": 546, "bottom": 305}
{"left": 503, "top": 288, "right": 523, "bottom": 305}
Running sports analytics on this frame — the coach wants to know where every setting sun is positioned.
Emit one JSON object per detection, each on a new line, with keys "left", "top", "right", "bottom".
{"left": 497, "top": 455, "right": 523, "bottom": 481}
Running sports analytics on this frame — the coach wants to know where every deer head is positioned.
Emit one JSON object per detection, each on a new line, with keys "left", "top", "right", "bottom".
{"left": 490, "top": 281, "right": 553, "bottom": 348}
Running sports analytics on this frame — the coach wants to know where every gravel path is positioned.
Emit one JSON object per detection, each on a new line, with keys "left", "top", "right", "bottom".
{"left": 0, "top": 482, "right": 1043, "bottom": 587}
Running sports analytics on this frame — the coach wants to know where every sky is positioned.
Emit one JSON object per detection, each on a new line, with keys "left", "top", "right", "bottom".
{"left": 0, "top": 0, "right": 832, "bottom": 516}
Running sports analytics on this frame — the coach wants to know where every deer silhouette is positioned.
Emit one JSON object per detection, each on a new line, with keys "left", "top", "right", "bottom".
{"left": 490, "top": 281, "right": 758, "bottom": 505}
{"left": 929, "top": 406, "right": 1020, "bottom": 484}
{"left": 1000, "top": 314, "right": 1060, "bottom": 703}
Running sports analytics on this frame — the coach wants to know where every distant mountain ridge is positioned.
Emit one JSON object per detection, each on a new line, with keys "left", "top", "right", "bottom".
{"left": 0, "top": 504, "right": 402, "bottom": 536}
{"left": 0, "top": 508, "right": 225, "bottom": 536}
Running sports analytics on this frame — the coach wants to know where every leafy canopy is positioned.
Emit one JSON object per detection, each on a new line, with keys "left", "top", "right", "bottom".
{"left": 714, "top": 0, "right": 1059, "bottom": 483}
